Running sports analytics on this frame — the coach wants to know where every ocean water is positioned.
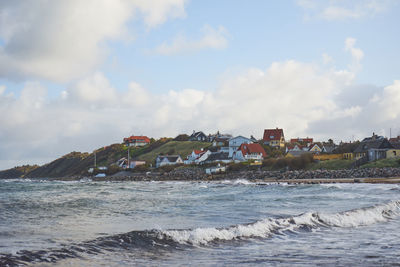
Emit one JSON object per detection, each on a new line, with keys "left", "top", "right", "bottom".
{"left": 1, "top": 179, "right": 400, "bottom": 266}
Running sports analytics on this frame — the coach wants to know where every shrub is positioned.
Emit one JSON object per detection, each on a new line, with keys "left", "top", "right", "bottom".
{"left": 133, "top": 164, "right": 150, "bottom": 172}
{"left": 106, "top": 165, "right": 122, "bottom": 175}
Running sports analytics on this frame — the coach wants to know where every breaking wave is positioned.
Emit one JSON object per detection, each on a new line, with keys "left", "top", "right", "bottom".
{"left": 1, "top": 200, "right": 399, "bottom": 266}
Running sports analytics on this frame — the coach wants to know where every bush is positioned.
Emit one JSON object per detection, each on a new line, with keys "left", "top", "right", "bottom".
{"left": 106, "top": 165, "right": 122, "bottom": 175}
{"left": 133, "top": 164, "right": 150, "bottom": 172}
{"left": 158, "top": 164, "right": 182, "bottom": 173}
{"left": 262, "top": 153, "right": 314, "bottom": 171}
{"left": 227, "top": 162, "right": 248, "bottom": 172}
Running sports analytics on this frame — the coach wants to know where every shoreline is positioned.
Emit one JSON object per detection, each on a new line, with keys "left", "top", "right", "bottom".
{"left": 46, "top": 174, "right": 400, "bottom": 184}
{"left": 4, "top": 167, "right": 400, "bottom": 184}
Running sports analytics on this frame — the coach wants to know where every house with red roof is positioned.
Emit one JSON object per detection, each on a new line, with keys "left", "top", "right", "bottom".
{"left": 123, "top": 135, "right": 151, "bottom": 147}
{"left": 233, "top": 143, "right": 267, "bottom": 162}
{"left": 263, "top": 128, "right": 285, "bottom": 148}
{"left": 290, "top": 138, "right": 313, "bottom": 147}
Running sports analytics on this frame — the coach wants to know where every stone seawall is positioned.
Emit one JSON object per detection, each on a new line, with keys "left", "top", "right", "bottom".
{"left": 88, "top": 167, "right": 400, "bottom": 182}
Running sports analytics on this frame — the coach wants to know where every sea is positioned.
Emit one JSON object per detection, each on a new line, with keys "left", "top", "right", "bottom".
{"left": 1, "top": 178, "right": 400, "bottom": 266}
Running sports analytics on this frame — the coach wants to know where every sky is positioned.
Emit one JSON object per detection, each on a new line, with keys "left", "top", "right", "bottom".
{"left": 0, "top": 0, "right": 400, "bottom": 170}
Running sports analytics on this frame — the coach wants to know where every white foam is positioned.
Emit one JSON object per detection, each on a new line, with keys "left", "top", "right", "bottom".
{"left": 162, "top": 200, "right": 400, "bottom": 245}
{"left": 318, "top": 200, "right": 400, "bottom": 227}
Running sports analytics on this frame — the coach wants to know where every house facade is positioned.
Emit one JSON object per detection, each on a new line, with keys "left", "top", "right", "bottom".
{"left": 189, "top": 131, "right": 208, "bottom": 142}
{"left": 233, "top": 143, "right": 267, "bottom": 162}
{"left": 155, "top": 155, "right": 183, "bottom": 168}
{"left": 263, "top": 128, "right": 285, "bottom": 148}
{"left": 354, "top": 134, "right": 393, "bottom": 161}
{"left": 308, "top": 143, "right": 323, "bottom": 153}
{"left": 123, "top": 135, "right": 150, "bottom": 147}
{"left": 184, "top": 149, "right": 211, "bottom": 164}
{"left": 228, "top": 136, "right": 254, "bottom": 157}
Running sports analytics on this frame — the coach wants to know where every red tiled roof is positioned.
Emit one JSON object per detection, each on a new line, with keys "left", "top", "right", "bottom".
{"left": 263, "top": 128, "right": 284, "bottom": 141}
{"left": 239, "top": 143, "right": 267, "bottom": 157}
{"left": 389, "top": 136, "right": 400, "bottom": 143}
{"left": 287, "top": 144, "right": 304, "bottom": 150}
{"left": 290, "top": 138, "right": 313, "bottom": 144}
{"left": 123, "top": 135, "right": 151, "bottom": 143}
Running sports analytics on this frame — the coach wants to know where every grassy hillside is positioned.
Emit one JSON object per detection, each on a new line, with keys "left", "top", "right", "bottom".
{"left": 3, "top": 140, "right": 210, "bottom": 178}
{"left": 25, "top": 144, "right": 128, "bottom": 178}
{"left": 137, "top": 141, "right": 210, "bottom": 163}
{"left": 0, "top": 165, "right": 39, "bottom": 179}
{"left": 361, "top": 158, "right": 400, "bottom": 169}
{"left": 308, "top": 159, "right": 355, "bottom": 170}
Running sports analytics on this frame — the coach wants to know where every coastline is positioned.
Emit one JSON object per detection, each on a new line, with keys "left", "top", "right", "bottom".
{"left": 36, "top": 167, "right": 400, "bottom": 184}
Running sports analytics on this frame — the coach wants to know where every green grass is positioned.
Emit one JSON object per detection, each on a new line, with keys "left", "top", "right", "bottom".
{"left": 308, "top": 159, "right": 355, "bottom": 170}
{"left": 137, "top": 141, "right": 210, "bottom": 163}
{"left": 361, "top": 158, "right": 400, "bottom": 169}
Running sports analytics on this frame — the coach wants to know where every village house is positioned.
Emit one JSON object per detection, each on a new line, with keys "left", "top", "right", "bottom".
{"left": 123, "top": 135, "right": 150, "bottom": 147}
{"left": 290, "top": 138, "right": 313, "bottom": 147}
{"left": 286, "top": 150, "right": 311, "bottom": 158}
{"left": 207, "top": 131, "right": 232, "bottom": 143}
{"left": 233, "top": 143, "right": 267, "bottom": 162}
{"left": 354, "top": 134, "right": 393, "bottom": 161}
{"left": 286, "top": 144, "right": 305, "bottom": 153}
{"left": 189, "top": 131, "right": 208, "bottom": 142}
{"left": 117, "top": 158, "right": 146, "bottom": 169}
{"left": 308, "top": 143, "right": 323, "bottom": 153}
{"left": 202, "top": 152, "right": 233, "bottom": 164}
{"left": 184, "top": 149, "right": 211, "bottom": 164}
{"left": 228, "top": 136, "right": 254, "bottom": 157}
{"left": 263, "top": 128, "right": 285, "bottom": 148}
{"left": 155, "top": 155, "right": 183, "bottom": 168}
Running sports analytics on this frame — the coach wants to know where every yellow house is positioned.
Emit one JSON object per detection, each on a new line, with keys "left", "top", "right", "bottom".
{"left": 309, "top": 143, "right": 322, "bottom": 153}
{"left": 343, "top": 153, "right": 354, "bottom": 160}
{"left": 386, "top": 149, "right": 400, "bottom": 158}
{"left": 313, "top": 154, "right": 343, "bottom": 161}
{"left": 263, "top": 128, "right": 285, "bottom": 148}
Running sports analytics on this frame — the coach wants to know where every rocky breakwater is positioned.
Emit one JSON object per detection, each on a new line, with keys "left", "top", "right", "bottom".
{"left": 222, "top": 167, "right": 400, "bottom": 181}
{"left": 95, "top": 167, "right": 400, "bottom": 182}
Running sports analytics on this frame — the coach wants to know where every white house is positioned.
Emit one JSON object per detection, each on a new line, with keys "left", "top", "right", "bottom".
{"left": 228, "top": 136, "right": 254, "bottom": 157}
{"left": 184, "top": 149, "right": 211, "bottom": 164}
{"left": 233, "top": 143, "right": 267, "bottom": 162}
{"left": 156, "top": 155, "right": 183, "bottom": 168}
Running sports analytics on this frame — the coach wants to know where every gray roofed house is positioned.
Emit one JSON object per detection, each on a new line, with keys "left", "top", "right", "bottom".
{"left": 202, "top": 152, "right": 233, "bottom": 164}
{"left": 189, "top": 131, "right": 208, "bottom": 142}
{"left": 156, "top": 155, "right": 183, "bottom": 168}
{"left": 354, "top": 134, "right": 393, "bottom": 161}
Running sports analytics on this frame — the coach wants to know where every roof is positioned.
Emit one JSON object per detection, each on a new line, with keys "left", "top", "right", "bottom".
{"left": 229, "top": 135, "right": 254, "bottom": 143}
{"left": 308, "top": 143, "right": 322, "bottom": 150}
{"left": 354, "top": 137, "right": 393, "bottom": 153}
{"left": 322, "top": 145, "right": 336, "bottom": 153}
{"left": 190, "top": 131, "right": 207, "bottom": 138}
{"left": 389, "top": 136, "right": 400, "bottom": 143}
{"left": 239, "top": 143, "right": 267, "bottom": 157}
{"left": 287, "top": 144, "right": 304, "bottom": 150}
{"left": 263, "top": 128, "right": 284, "bottom": 141}
{"left": 157, "top": 155, "right": 182, "bottom": 162}
{"left": 123, "top": 135, "right": 150, "bottom": 143}
{"left": 204, "top": 152, "right": 230, "bottom": 162}
{"left": 290, "top": 138, "right": 313, "bottom": 143}
{"left": 391, "top": 143, "right": 400, "bottom": 149}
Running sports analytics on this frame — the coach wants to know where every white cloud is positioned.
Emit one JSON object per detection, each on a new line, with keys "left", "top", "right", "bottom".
{"left": 155, "top": 25, "right": 228, "bottom": 55}
{"left": 345, "top": 37, "right": 364, "bottom": 72}
{"left": 0, "top": 0, "right": 187, "bottom": 82}
{"left": 297, "top": 0, "right": 396, "bottom": 20}
{"left": 1, "top": 38, "right": 399, "bottom": 170}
